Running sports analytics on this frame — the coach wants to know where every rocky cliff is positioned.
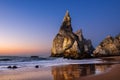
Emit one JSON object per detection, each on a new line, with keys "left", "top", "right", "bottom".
{"left": 93, "top": 34, "right": 120, "bottom": 57}
{"left": 51, "top": 11, "right": 94, "bottom": 59}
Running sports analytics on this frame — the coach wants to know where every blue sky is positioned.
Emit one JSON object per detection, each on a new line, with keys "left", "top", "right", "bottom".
{"left": 0, "top": 0, "right": 120, "bottom": 56}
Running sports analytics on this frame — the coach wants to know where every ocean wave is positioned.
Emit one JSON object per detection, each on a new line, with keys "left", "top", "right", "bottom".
{"left": 0, "top": 56, "right": 118, "bottom": 70}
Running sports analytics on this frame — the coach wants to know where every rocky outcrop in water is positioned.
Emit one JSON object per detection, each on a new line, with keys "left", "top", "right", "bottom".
{"left": 51, "top": 11, "right": 94, "bottom": 59}
{"left": 93, "top": 34, "right": 120, "bottom": 57}
{"left": 7, "top": 65, "right": 18, "bottom": 69}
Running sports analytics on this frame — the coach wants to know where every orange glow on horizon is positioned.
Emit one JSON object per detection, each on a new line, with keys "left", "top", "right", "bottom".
{"left": 0, "top": 45, "right": 50, "bottom": 55}
{"left": 0, "top": 37, "right": 50, "bottom": 55}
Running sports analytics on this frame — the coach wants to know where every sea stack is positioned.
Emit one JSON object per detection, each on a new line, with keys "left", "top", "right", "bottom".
{"left": 93, "top": 34, "right": 120, "bottom": 57}
{"left": 51, "top": 11, "right": 94, "bottom": 59}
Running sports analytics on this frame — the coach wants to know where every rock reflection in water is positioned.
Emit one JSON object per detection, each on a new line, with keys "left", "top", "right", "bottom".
{"left": 51, "top": 64, "right": 112, "bottom": 80}
{"left": 95, "top": 64, "right": 112, "bottom": 74}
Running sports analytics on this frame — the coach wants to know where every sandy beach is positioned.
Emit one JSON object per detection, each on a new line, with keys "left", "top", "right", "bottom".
{"left": 80, "top": 64, "right": 120, "bottom": 80}
{"left": 0, "top": 56, "right": 120, "bottom": 80}
{"left": 80, "top": 56, "right": 120, "bottom": 80}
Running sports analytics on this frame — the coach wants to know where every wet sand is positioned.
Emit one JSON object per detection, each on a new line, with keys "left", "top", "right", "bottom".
{"left": 0, "top": 56, "right": 120, "bottom": 80}
{"left": 0, "top": 67, "right": 53, "bottom": 80}
{"left": 80, "top": 56, "right": 120, "bottom": 80}
{"left": 81, "top": 64, "right": 120, "bottom": 80}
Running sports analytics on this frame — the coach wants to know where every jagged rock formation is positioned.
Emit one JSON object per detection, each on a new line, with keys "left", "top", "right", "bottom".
{"left": 75, "top": 29, "right": 94, "bottom": 54}
{"left": 51, "top": 11, "right": 94, "bottom": 59}
{"left": 93, "top": 34, "right": 120, "bottom": 57}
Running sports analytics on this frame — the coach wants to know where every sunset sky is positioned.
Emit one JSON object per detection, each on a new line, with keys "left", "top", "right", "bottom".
{"left": 0, "top": 0, "right": 120, "bottom": 56}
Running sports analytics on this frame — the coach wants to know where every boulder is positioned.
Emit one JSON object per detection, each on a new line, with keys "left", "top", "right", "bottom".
{"left": 7, "top": 65, "right": 18, "bottom": 69}
{"left": 35, "top": 65, "right": 39, "bottom": 68}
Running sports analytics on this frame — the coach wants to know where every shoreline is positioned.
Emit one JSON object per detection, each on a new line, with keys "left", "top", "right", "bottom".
{"left": 0, "top": 56, "right": 120, "bottom": 80}
{"left": 0, "top": 64, "right": 119, "bottom": 80}
{"left": 80, "top": 64, "right": 120, "bottom": 80}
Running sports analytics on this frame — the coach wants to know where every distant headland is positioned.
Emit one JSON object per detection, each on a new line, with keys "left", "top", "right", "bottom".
{"left": 51, "top": 11, "right": 120, "bottom": 59}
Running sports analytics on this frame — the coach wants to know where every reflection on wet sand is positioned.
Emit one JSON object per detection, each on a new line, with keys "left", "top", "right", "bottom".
{"left": 95, "top": 64, "right": 112, "bottom": 74}
{"left": 51, "top": 64, "right": 112, "bottom": 80}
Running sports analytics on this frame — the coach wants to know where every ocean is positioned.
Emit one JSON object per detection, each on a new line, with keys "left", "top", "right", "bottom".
{"left": 0, "top": 56, "right": 114, "bottom": 70}
{"left": 1, "top": 56, "right": 120, "bottom": 80}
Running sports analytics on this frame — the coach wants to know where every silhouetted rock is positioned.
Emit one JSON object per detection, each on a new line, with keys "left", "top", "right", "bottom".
{"left": 7, "top": 65, "right": 18, "bottom": 69}
{"left": 7, "top": 66, "right": 12, "bottom": 68}
{"left": 51, "top": 11, "right": 94, "bottom": 59}
{"left": 13, "top": 65, "right": 17, "bottom": 69}
{"left": 35, "top": 65, "right": 39, "bottom": 68}
{"left": 93, "top": 34, "right": 120, "bottom": 57}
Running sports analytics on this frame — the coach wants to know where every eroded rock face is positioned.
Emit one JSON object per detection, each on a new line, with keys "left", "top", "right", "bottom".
{"left": 51, "top": 11, "right": 94, "bottom": 59}
{"left": 51, "top": 11, "right": 77, "bottom": 57}
{"left": 93, "top": 34, "right": 120, "bottom": 57}
{"left": 75, "top": 29, "right": 94, "bottom": 54}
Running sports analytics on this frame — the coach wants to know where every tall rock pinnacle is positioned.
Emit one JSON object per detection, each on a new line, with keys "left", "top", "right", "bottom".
{"left": 59, "top": 11, "right": 73, "bottom": 34}
{"left": 51, "top": 11, "right": 94, "bottom": 59}
{"left": 51, "top": 11, "right": 75, "bottom": 57}
{"left": 63, "top": 10, "right": 71, "bottom": 23}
